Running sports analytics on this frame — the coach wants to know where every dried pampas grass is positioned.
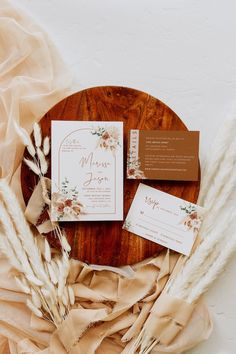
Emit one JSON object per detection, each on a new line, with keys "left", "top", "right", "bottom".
{"left": 167, "top": 117, "right": 236, "bottom": 304}
{"left": 0, "top": 180, "right": 74, "bottom": 327}
{"left": 198, "top": 117, "right": 236, "bottom": 205}
{"left": 188, "top": 227, "right": 236, "bottom": 303}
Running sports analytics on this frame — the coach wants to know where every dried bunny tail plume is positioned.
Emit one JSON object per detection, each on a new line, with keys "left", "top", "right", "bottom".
{"left": 68, "top": 285, "right": 75, "bottom": 306}
{"left": 13, "top": 122, "right": 35, "bottom": 157}
{"left": 198, "top": 105, "right": 236, "bottom": 205}
{"left": 0, "top": 232, "right": 23, "bottom": 272}
{"left": 27, "top": 299, "right": 43, "bottom": 318}
{"left": 47, "top": 262, "right": 58, "bottom": 285}
{"left": 37, "top": 147, "right": 48, "bottom": 175}
{"left": 23, "top": 158, "right": 41, "bottom": 176}
{"left": 0, "top": 180, "right": 49, "bottom": 283}
{"left": 0, "top": 180, "right": 72, "bottom": 326}
{"left": 14, "top": 121, "right": 49, "bottom": 176}
{"left": 61, "top": 234, "right": 71, "bottom": 253}
{"left": 33, "top": 122, "right": 42, "bottom": 147}
{"left": 43, "top": 136, "right": 50, "bottom": 156}
{"left": 31, "top": 288, "right": 42, "bottom": 308}
{"left": 15, "top": 276, "right": 31, "bottom": 294}
{"left": 44, "top": 238, "right": 51, "bottom": 262}
{"left": 200, "top": 151, "right": 236, "bottom": 236}
{"left": 0, "top": 201, "right": 33, "bottom": 276}
{"left": 187, "top": 218, "right": 236, "bottom": 303}
{"left": 200, "top": 136, "right": 236, "bottom": 213}
{"left": 168, "top": 209, "right": 235, "bottom": 300}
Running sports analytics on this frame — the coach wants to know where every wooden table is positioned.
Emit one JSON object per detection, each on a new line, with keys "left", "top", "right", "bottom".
{"left": 21, "top": 86, "right": 200, "bottom": 266}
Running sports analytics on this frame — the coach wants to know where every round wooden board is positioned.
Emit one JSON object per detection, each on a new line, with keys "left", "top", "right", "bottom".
{"left": 21, "top": 86, "right": 200, "bottom": 266}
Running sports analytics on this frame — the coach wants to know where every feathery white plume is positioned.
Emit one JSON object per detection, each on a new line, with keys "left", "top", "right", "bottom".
{"left": 47, "top": 262, "right": 58, "bottom": 285}
{"left": 169, "top": 209, "right": 235, "bottom": 300}
{"left": 59, "top": 302, "right": 66, "bottom": 317}
{"left": 33, "top": 122, "right": 42, "bottom": 147}
{"left": 31, "top": 288, "right": 42, "bottom": 308}
{"left": 198, "top": 118, "right": 236, "bottom": 205}
{"left": 26, "top": 274, "right": 44, "bottom": 287}
{"left": 37, "top": 147, "right": 48, "bottom": 175}
{"left": 14, "top": 122, "right": 36, "bottom": 157}
{"left": 0, "top": 180, "right": 72, "bottom": 327}
{"left": 44, "top": 238, "right": 51, "bottom": 262}
{"left": 43, "top": 136, "right": 50, "bottom": 156}
{"left": 68, "top": 285, "right": 75, "bottom": 306}
{"left": 188, "top": 227, "right": 236, "bottom": 303}
{"left": 27, "top": 299, "right": 43, "bottom": 318}
{"left": 62, "top": 287, "right": 69, "bottom": 307}
{"left": 0, "top": 234, "right": 22, "bottom": 272}
{"left": 24, "top": 158, "right": 41, "bottom": 175}
{"left": 15, "top": 276, "right": 30, "bottom": 294}
{"left": 61, "top": 235, "right": 71, "bottom": 252}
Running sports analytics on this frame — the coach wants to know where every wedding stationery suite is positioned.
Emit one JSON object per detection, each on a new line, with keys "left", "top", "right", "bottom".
{"left": 123, "top": 183, "right": 204, "bottom": 256}
{"left": 51, "top": 121, "right": 123, "bottom": 221}
{"left": 127, "top": 130, "right": 199, "bottom": 181}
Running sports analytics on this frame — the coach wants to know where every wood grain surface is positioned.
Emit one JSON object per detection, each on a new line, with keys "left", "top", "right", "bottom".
{"left": 21, "top": 86, "right": 200, "bottom": 266}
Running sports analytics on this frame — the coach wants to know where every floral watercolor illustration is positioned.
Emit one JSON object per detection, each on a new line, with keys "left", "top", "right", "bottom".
{"left": 127, "top": 152, "right": 147, "bottom": 179}
{"left": 51, "top": 178, "right": 85, "bottom": 221}
{"left": 179, "top": 203, "right": 203, "bottom": 234}
{"left": 92, "top": 126, "right": 121, "bottom": 153}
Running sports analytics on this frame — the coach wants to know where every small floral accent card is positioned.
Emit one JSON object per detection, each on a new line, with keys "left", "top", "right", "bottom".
{"left": 51, "top": 121, "right": 123, "bottom": 221}
{"left": 127, "top": 130, "right": 199, "bottom": 181}
{"left": 123, "top": 183, "right": 204, "bottom": 256}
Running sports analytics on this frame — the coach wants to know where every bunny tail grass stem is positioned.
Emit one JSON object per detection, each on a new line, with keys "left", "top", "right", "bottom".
{"left": 0, "top": 181, "right": 48, "bottom": 280}
{"left": 33, "top": 122, "right": 42, "bottom": 148}
{"left": 43, "top": 136, "right": 50, "bottom": 156}
{"left": 0, "top": 201, "right": 33, "bottom": 276}
{"left": 200, "top": 137, "right": 236, "bottom": 214}
{"left": 198, "top": 118, "right": 236, "bottom": 205}
{"left": 13, "top": 122, "right": 36, "bottom": 157}
{"left": 0, "top": 180, "right": 71, "bottom": 327}
{"left": 199, "top": 163, "right": 236, "bottom": 235}
{"left": 37, "top": 147, "right": 48, "bottom": 175}
{"left": 0, "top": 233, "right": 22, "bottom": 272}
{"left": 168, "top": 209, "right": 235, "bottom": 300}
{"left": 127, "top": 328, "right": 158, "bottom": 354}
{"left": 187, "top": 226, "right": 236, "bottom": 303}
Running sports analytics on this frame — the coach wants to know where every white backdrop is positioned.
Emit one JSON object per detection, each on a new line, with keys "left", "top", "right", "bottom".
{"left": 11, "top": 1, "right": 236, "bottom": 353}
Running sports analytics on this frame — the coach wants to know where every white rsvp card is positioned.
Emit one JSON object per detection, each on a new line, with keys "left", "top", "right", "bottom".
{"left": 123, "top": 183, "right": 204, "bottom": 256}
{"left": 51, "top": 121, "right": 123, "bottom": 221}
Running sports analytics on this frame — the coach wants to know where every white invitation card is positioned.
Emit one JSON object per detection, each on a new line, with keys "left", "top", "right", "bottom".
{"left": 123, "top": 183, "right": 204, "bottom": 256}
{"left": 51, "top": 121, "right": 123, "bottom": 221}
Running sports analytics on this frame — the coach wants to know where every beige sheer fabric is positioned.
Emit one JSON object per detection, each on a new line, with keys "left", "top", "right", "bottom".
{"left": 0, "top": 0, "right": 72, "bottom": 198}
{"left": 0, "top": 1, "right": 212, "bottom": 353}
{"left": 0, "top": 252, "right": 212, "bottom": 354}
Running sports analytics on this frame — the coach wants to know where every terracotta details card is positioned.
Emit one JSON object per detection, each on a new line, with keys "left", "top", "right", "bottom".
{"left": 51, "top": 121, "right": 123, "bottom": 221}
{"left": 123, "top": 183, "right": 204, "bottom": 256}
{"left": 127, "top": 130, "right": 199, "bottom": 181}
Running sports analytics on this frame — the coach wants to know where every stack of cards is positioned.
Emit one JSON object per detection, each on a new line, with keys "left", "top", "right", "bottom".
{"left": 51, "top": 121, "right": 203, "bottom": 256}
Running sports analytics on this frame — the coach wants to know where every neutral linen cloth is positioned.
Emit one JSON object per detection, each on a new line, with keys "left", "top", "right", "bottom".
{"left": 0, "top": 1, "right": 212, "bottom": 353}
